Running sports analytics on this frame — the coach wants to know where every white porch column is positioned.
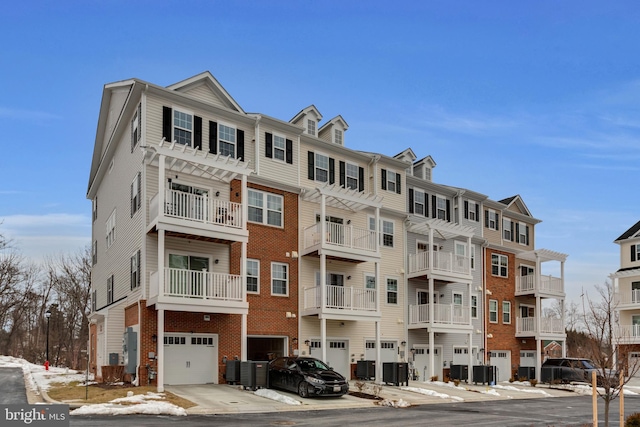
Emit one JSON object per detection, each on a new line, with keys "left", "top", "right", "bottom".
{"left": 468, "top": 331, "right": 473, "bottom": 383}
{"left": 535, "top": 338, "right": 542, "bottom": 382}
{"left": 321, "top": 317, "right": 327, "bottom": 364}
{"left": 375, "top": 261, "right": 381, "bottom": 313}
{"left": 375, "top": 320, "right": 382, "bottom": 384}
{"left": 429, "top": 330, "right": 435, "bottom": 381}
{"left": 157, "top": 308, "right": 165, "bottom": 393}
{"left": 158, "top": 154, "right": 166, "bottom": 218}
{"left": 428, "top": 274, "right": 435, "bottom": 380}
{"left": 561, "top": 260, "right": 567, "bottom": 358}
{"left": 241, "top": 174, "right": 248, "bottom": 229}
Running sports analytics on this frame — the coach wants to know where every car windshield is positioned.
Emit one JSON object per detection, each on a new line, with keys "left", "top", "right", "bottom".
{"left": 297, "top": 359, "right": 330, "bottom": 372}
{"left": 581, "top": 360, "right": 596, "bottom": 369}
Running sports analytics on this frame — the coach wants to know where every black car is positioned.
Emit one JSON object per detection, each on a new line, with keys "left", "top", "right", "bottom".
{"left": 541, "top": 357, "right": 617, "bottom": 385}
{"left": 268, "top": 356, "right": 349, "bottom": 398}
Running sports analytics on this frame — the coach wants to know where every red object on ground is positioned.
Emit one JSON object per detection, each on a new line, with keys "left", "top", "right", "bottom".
{"left": 44, "top": 360, "right": 49, "bottom": 371}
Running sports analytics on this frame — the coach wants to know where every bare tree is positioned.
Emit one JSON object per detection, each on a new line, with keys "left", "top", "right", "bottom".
{"left": 581, "top": 281, "right": 640, "bottom": 427}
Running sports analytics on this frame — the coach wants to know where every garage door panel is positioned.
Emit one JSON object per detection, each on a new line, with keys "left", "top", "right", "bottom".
{"left": 490, "top": 350, "right": 511, "bottom": 382}
{"left": 309, "top": 340, "right": 349, "bottom": 379}
{"left": 164, "top": 333, "right": 218, "bottom": 385}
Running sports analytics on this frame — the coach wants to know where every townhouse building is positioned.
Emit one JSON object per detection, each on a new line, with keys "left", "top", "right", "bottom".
{"left": 611, "top": 220, "right": 640, "bottom": 374}
{"left": 87, "top": 71, "right": 567, "bottom": 390}
{"left": 483, "top": 196, "right": 567, "bottom": 381}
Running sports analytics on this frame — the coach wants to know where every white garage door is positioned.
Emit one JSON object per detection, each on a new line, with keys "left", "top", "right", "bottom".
{"left": 310, "top": 340, "right": 349, "bottom": 379}
{"left": 164, "top": 333, "right": 218, "bottom": 385}
{"left": 630, "top": 353, "right": 640, "bottom": 377}
{"left": 490, "top": 350, "right": 511, "bottom": 382}
{"left": 365, "top": 340, "right": 398, "bottom": 364}
{"left": 413, "top": 346, "right": 443, "bottom": 381}
{"left": 520, "top": 351, "right": 536, "bottom": 367}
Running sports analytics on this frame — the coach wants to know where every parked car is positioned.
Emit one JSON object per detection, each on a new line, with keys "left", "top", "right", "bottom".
{"left": 541, "top": 357, "right": 618, "bottom": 386}
{"left": 268, "top": 356, "right": 349, "bottom": 398}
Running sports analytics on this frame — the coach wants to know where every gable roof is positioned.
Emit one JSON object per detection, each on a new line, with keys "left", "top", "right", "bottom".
{"left": 290, "top": 105, "right": 323, "bottom": 124}
{"left": 318, "top": 115, "right": 349, "bottom": 132}
{"left": 166, "top": 71, "right": 245, "bottom": 114}
{"left": 615, "top": 220, "right": 640, "bottom": 242}
{"left": 498, "top": 194, "right": 532, "bottom": 217}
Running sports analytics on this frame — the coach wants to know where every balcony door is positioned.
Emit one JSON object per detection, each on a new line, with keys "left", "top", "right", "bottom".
{"left": 633, "top": 315, "right": 640, "bottom": 337}
{"left": 169, "top": 254, "right": 210, "bottom": 297}
{"left": 633, "top": 281, "right": 640, "bottom": 304}
{"left": 167, "top": 180, "right": 209, "bottom": 220}
{"left": 316, "top": 271, "right": 346, "bottom": 308}
{"left": 317, "top": 214, "right": 344, "bottom": 245}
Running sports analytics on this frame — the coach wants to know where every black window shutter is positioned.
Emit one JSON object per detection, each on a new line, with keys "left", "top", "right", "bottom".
{"left": 136, "top": 173, "right": 141, "bottom": 210}
{"left": 286, "top": 139, "right": 293, "bottom": 164}
{"left": 308, "top": 151, "right": 315, "bottom": 180}
{"left": 130, "top": 113, "right": 135, "bottom": 152}
{"left": 329, "top": 158, "right": 335, "bottom": 184}
{"left": 632, "top": 246, "right": 637, "bottom": 262}
{"left": 396, "top": 174, "right": 401, "bottom": 194}
{"left": 237, "top": 129, "right": 244, "bottom": 160}
{"left": 194, "top": 116, "right": 202, "bottom": 150}
{"left": 446, "top": 199, "right": 451, "bottom": 221}
{"left": 162, "top": 106, "right": 172, "bottom": 142}
{"left": 525, "top": 225, "right": 530, "bottom": 245}
{"left": 265, "top": 132, "right": 273, "bottom": 158}
{"left": 514, "top": 222, "right": 519, "bottom": 242}
{"left": 409, "top": 189, "right": 414, "bottom": 214}
{"left": 136, "top": 250, "right": 141, "bottom": 287}
{"left": 130, "top": 256, "right": 134, "bottom": 290}
{"left": 339, "top": 161, "right": 346, "bottom": 187}
{"left": 425, "top": 193, "right": 429, "bottom": 216}
{"left": 495, "top": 213, "right": 500, "bottom": 230}
{"left": 381, "top": 169, "right": 387, "bottom": 190}
{"left": 485, "top": 210, "right": 489, "bottom": 228}
{"left": 358, "top": 167, "right": 364, "bottom": 192}
{"left": 464, "top": 201, "right": 469, "bottom": 219}
{"left": 432, "top": 195, "right": 437, "bottom": 218}
{"left": 475, "top": 204, "right": 480, "bottom": 222}
{"left": 130, "top": 181, "right": 134, "bottom": 218}
{"left": 209, "top": 121, "right": 217, "bottom": 154}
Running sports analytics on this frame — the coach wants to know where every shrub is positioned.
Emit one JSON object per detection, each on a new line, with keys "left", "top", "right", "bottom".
{"left": 430, "top": 375, "right": 438, "bottom": 382}
{"left": 626, "top": 412, "right": 640, "bottom": 427}
{"left": 453, "top": 379, "right": 460, "bottom": 387}
{"left": 529, "top": 379, "right": 538, "bottom": 387}
{"left": 509, "top": 377, "right": 515, "bottom": 383}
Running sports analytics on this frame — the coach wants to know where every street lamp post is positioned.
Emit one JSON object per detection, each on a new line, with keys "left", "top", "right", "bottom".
{"left": 45, "top": 309, "right": 51, "bottom": 370}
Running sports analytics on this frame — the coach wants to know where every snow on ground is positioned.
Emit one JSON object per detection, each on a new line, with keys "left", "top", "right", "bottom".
{"left": 492, "top": 384, "right": 552, "bottom": 396}
{"left": 400, "top": 386, "right": 464, "bottom": 401}
{"left": 254, "top": 388, "right": 301, "bottom": 405}
{"left": 377, "top": 398, "right": 411, "bottom": 408}
{"left": 0, "top": 355, "right": 187, "bottom": 416}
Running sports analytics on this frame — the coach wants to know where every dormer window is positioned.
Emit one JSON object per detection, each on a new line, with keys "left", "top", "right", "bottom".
{"left": 307, "top": 119, "right": 316, "bottom": 136}
{"left": 334, "top": 129, "right": 343, "bottom": 145}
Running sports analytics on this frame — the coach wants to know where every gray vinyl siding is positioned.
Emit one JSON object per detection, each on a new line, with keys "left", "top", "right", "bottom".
{"left": 106, "top": 302, "right": 126, "bottom": 361}
{"left": 101, "top": 89, "right": 130, "bottom": 159}
{"left": 91, "top": 101, "right": 145, "bottom": 309}
{"left": 180, "top": 84, "right": 230, "bottom": 109}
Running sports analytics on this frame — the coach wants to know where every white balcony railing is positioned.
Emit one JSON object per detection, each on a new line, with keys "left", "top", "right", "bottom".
{"left": 156, "top": 268, "right": 244, "bottom": 301}
{"left": 408, "top": 303, "right": 470, "bottom": 325}
{"left": 407, "top": 251, "right": 470, "bottom": 276}
{"left": 515, "top": 274, "right": 564, "bottom": 294}
{"left": 617, "top": 325, "right": 640, "bottom": 341}
{"left": 303, "top": 222, "right": 377, "bottom": 253}
{"left": 615, "top": 289, "right": 640, "bottom": 305}
{"left": 303, "top": 285, "right": 377, "bottom": 311}
{"left": 516, "top": 316, "right": 564, "bottom": 335}
{"left": 150, "top": 189, "right": 242, "bottom": 229}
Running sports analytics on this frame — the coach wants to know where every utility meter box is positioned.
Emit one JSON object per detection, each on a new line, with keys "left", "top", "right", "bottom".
{"left": 122, "top": 327, "right": 137, "bottom": 374}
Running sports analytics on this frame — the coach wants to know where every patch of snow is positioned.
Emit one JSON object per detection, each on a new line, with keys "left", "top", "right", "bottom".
{"left": 254, "top": 388, "right": 301, "bottom": 405}
{"left": 400, "top": 386, "right": 464, "bottom": 401}
{"left": 377, "top": 398, "right": 411, "bottom": 408}
{"left": 492, "top": 384, "right": 551, "bottom": 396}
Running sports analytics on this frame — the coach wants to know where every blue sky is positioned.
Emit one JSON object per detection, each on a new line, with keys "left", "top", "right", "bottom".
{"left": 1, "top": 1, "right": 638, "bottom": 303}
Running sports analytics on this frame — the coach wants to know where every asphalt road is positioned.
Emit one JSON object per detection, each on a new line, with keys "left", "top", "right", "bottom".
{"left": 66, "top": 395, "right": 639, "bottom": 426}
{"left": 0, "top": 367, "right": 29, "bottom": 404}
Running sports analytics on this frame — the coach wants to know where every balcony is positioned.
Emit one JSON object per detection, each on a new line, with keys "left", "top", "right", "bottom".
{"left": 301, "top": 222, "right": 379, "bottom": 262}
{"left": 616, "top": 325, "right": 640, "bottom": 344}
{"left": 515, "top": 316, "right": 565, "bottom": 338}
{"left": 407, "top": 251, "right": 471, "bottom": 281}
{"left": 148, "top": 268, "right": 248, "bottom": 314}
{"left": 148, "top": 189, "right": 248, "bottom": 242}
{"left": 408, "top": 303, "right": 472, "bottom": 331}
{"left": 515, "top": 274, "right": 564, "bottom": 297}
{"left": 302, "top": 285, "right": 380, "bottom": 321}
{"left": 615, "top": 289, "right": 640, "bottom": 308}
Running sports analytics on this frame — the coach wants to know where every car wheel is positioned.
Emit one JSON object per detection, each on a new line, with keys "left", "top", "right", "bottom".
{"left": 298, "top": 381, "right": 309, "bottom": 398}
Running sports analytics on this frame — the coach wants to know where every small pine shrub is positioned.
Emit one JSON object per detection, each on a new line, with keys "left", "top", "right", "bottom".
{"left": 626, "top": 412, "right": 640, "bottom": 427}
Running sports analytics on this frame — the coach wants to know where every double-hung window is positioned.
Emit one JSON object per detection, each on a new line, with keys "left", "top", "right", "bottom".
{"left": 386, "top": 278, "right": 398, "bottom": 304}
{"left": 436, "top": 196, "right": 447, "bottom": 220}
{"left": 106, "top": 210, "right": 116, "bottom": 249}
{"left": 491, "top": 253, "right": 508, "bottom": 277}
{"left": 489, "top": 299, "right": 498, "bottom": 323}
{"left": 131, "top": 173, "right": 141, "bottom": 216}
{"left": 503, "top": 218, "right": 512, "bottom": 241}
{"left": 634, "top": 244, "right": 640, "bottom": 262}
{"left": 272, "top": 134, "right": 285, "bottom": 161}
{"left": 248, "top": 189, "right": 283, "bottom": 227}
{"left": 488, "top": 210, "right": 497, "bottom": 230}
{"left": 471, "top": 295, "right": 478, "bottom": 318}
{"left": 315, "top": 153, "right": 329, "bottom": 182}
{"left": 92, "top": 240, "right": 97, "bottom": 266}
{"left": 92, "top": 197, "right": 98, "bottom": 222}
{"left": 107, "top": 275, "right": 114, "bottom": 304}
{"left": 173, "top": 110, "right": 193, "bottom": 146}
{"left": 381, "top": 219, "right": 394, "bottom": 247}
{"left": 219, "top": 123, "right": 236, "bottom": 157}
{"left": 130, "top": 250, "right": 140, "bottom": 290}
{"left": 413, "top": 190, "right": 425, "bottom": 216}
{"left": 518, "top": 222, "right": 528, "bottom": 245}
{"left": 386, "top": 170, "right": 397, "bottom": 193}
{"left": 271, "top": 263, "right": 288, "bottom": 296}
{"left": 307, "top": 119, "right": 316, "bottom": 136}
{"left": 503, "top": 301, "right": 511, "bottom": 324}
{"left": 334, "top": 129, "right": 343, "bottom": 145}
{"left": 346, "top": 163, "right": 359, "bottom": 190}
{"left": 247, "top": 259, "right": 259, "bottom": 293}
